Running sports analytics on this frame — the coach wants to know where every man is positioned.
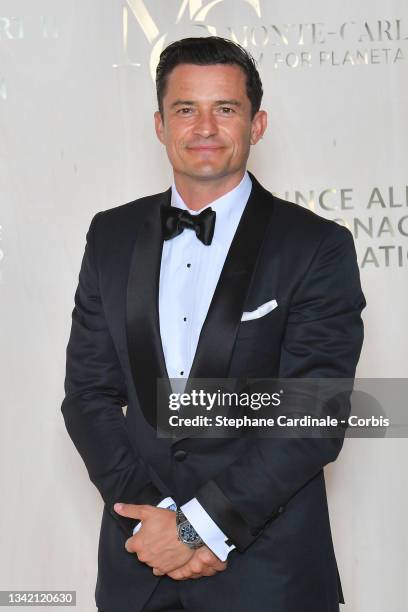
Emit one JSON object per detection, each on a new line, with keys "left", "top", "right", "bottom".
{"left": 62, "top": 37, "right": 365, "bottom": 612}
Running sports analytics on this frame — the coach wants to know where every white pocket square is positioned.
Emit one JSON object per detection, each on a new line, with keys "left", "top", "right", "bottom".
{"left": 241, "top": 299, "right": 278, "bottom": 322}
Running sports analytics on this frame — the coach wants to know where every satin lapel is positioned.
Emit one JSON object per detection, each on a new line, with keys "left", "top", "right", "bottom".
{"left": 126, "top": 175, "right": 276, "bottom": 434}
{"left": 126, "top": 189, "right": 172, "bottom": 429}
{"left": 188, "top": 173, "right": 275, "bottom": 381}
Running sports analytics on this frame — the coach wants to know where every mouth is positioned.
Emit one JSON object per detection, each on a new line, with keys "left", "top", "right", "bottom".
{"left": 187, "top": 146, "right": 224, "bottom": 152}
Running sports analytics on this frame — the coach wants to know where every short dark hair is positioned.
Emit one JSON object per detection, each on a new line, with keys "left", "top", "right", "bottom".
{"left": 155, "top": 36, "right": 263, "bottom": 119}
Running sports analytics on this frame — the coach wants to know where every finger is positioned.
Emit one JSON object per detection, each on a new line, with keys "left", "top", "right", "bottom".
{"left": 189, "top": 559, "right": 220, "bottom": 578}
{"left": 124, "top": 533, "right": 145, "bottom": 554}
{"left": 152, "top": 568, "right": 164, "bottom": 576}
{"left": 189, "top": 561, "right": 204, "bottom": 575}
{"left": 199, "top": 549, "right": 227, "bottom": 571}
{"left": 124, "top": 536, "right": 141, "bottom": 554}
{"left": 167, "top": 569, "right": 190, "bottom": 581}
{"left": 191, "top": 568, "right": 217, "bottom": 579}
{"left": 113, "top": 503, "right": 147, "bottom": 520}
{"left": 211, "top": 559, "right": 227, "bottom": 571}
{"left": 167, "top": 562, "right": 215, "bottom": 581}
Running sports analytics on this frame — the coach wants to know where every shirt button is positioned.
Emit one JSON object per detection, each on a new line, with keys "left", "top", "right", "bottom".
{"left": 180, "top": 371, "right": 184, "bottom": 375}
{"left": 187, "top": 263, "right": 191, "bottom": 268}
{"left": 183, "top": 317, "right": 187, "bottom": 321}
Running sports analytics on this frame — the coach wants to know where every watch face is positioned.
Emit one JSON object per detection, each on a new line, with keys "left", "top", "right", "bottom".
{"left": 180, "top": 522, "right": 200, "bottom": 544}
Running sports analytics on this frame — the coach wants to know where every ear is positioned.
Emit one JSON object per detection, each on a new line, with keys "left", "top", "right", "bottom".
{"left": 154, "top": 110, "right": 165, "bottom": 144}
{"left": 250, "top": 110, "right": 267, "bottom": 145}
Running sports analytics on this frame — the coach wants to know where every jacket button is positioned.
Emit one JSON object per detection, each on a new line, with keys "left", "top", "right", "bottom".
{"left": 173, "top": 449, "right": 187, "bottom": 462}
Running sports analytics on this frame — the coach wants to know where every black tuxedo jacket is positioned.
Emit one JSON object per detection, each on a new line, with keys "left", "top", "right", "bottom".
{"left": 62, "top": 173, "right": 365, "bottom": 612}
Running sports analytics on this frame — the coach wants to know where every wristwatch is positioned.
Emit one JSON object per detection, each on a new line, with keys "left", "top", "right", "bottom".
{"left": 176, "top": 508, "right": 204, "bottom": 549}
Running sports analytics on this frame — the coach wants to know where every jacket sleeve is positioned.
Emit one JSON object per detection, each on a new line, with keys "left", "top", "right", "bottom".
{"left": 194, "top": 223, "right": 366, "bottom": 552}
{"left": 61, "top": 213, "right": 164, "bottom": 536}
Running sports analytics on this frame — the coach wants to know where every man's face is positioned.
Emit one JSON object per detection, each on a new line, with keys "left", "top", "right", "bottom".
{"left": 154, "top": 63, "right": 267, "bottom": 183}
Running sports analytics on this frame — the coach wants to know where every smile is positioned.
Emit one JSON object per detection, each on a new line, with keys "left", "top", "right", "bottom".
{"left": 187, "top": 146, "right": 223, "bottom": 152}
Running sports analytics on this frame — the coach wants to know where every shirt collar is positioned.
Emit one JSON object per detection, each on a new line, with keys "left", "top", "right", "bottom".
{"left": 170, "top": 171, "right": 252, "bottom": 247}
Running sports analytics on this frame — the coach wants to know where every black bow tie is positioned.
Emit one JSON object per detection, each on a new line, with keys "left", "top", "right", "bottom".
{"left": 161, "top": 205, "right": 216, "bottom": 246}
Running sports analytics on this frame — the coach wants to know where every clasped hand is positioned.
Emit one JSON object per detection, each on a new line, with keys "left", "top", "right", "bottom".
{"left": 114, "top": 503, "right": 227, "bottom": 580}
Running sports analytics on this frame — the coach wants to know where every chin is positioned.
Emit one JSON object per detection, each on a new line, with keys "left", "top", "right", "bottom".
{"left": 191, "top": 168, "right": 228, "bottom": 181}
{"left": 192, "top": 162, "right": 228, "bottom": 176}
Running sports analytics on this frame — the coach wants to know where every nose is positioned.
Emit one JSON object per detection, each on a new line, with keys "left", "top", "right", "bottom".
{"left": 193, "top": 110, "right": 218, "bottom": 138}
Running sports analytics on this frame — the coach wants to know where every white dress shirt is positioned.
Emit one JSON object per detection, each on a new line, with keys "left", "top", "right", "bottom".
{"left": 133, "top": 171, "right": 252, "bottom": 562}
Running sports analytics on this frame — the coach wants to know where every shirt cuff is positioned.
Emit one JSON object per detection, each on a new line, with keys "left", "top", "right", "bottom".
{"left": 132, "top": 496, "right": 177, "bottom": 535}
{"left": 181, "top": 497, "right": 236, "bottom": 561}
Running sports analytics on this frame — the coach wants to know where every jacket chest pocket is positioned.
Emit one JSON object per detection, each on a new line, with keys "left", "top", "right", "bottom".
{"left": 228, "top": 305, "right": 286, "bottom": 378}
{"left": 235, "top": 302, "right": 285, "bottom": 341}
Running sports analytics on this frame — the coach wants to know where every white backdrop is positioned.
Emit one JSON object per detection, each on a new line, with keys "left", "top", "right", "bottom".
{"left": 0, "top": 1, "right": 407, "bottom": 610}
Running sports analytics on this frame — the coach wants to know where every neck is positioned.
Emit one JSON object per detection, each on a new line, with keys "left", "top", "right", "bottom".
{"left": 173, "top": 170, "right": 246, "bottom": 210}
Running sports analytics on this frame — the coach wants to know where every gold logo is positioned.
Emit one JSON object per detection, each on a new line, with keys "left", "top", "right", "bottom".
{"left": 113, "top": 0, "right": 262, "bottom": 77}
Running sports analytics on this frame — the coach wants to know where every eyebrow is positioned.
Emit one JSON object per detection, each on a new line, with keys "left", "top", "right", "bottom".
{"left": 170, "top": 99, "right": 243, "bottom": 108}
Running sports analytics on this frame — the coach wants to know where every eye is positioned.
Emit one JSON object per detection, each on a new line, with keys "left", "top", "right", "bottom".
{"left": 177, "top": 107, "right": 194, "bottom": 115}
{"left": 219, "top": 106, "right": 235, "bottom": 114}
